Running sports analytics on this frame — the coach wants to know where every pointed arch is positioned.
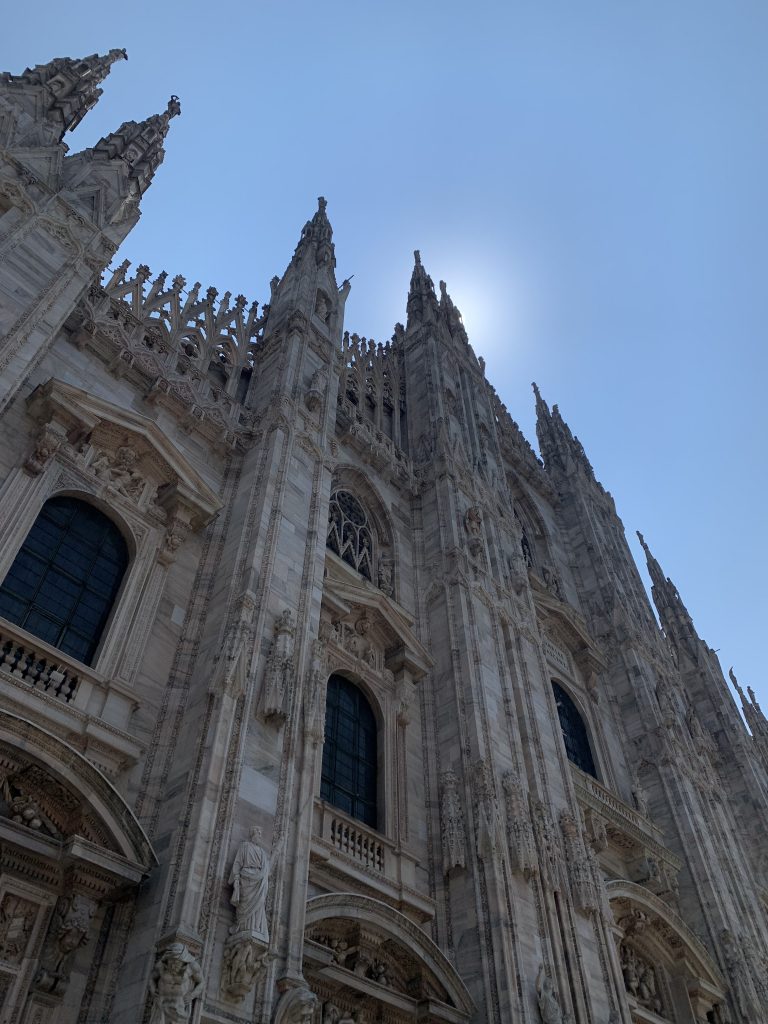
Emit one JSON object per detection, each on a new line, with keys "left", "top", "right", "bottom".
{"left": 327, "top": 465, "right": 398, "bottom": 596}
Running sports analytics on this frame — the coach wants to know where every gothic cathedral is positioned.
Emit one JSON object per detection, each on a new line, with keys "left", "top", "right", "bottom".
{"left": 0, "top": 50, "right": 766, "bottom": 1024}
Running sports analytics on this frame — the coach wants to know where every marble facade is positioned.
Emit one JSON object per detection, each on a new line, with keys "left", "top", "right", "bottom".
{"left": 0, "top": 50, "right": 766, "bottom": 1024}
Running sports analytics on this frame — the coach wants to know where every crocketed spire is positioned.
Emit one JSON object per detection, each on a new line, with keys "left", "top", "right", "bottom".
{"left": 93, "top": 95, "right": 181, "bottom": 195}
{"left": 532, "top": 383, "right": 596, "bottom": 481}
{"left": 0, "top": 49, "right": 127, "bottom": 140}
{"left": 406, "top": 250, "right": 439, "bottom": 328}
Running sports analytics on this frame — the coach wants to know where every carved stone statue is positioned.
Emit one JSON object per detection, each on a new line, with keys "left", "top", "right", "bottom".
{"left": 149, "top": 943, "right": 204, "bottom": 1024}
{"left": 273, "top": 986, "right": 318, "bottom": 1023}
{"left": 229, "top": 826, "right": 278, "bottom": 942}
{"left": 439, "top": 769, "right": 467, "bottom": 874}
{"left": 536, "top": 964, "right": 564, "bottom": 1024}
{"left": 221, "top": 934, "right": 267, "bottom": 1001}
{"left": 377, "top": 557, "right": 393, "bottom": 597}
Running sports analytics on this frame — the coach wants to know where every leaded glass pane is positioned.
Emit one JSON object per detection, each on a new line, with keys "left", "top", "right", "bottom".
{"left": 320, "top": 675, "right": 378, "bottom": 828}
{"left": 0, "top": 496, "right": 128, "bottom": 666}
{"left": 552, "top": 681, "right": 597, "bottom": 778}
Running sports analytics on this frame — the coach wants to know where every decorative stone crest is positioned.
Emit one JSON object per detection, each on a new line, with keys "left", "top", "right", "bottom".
{"left": 33, "top": 894, "right": 95, "bottom": 996}
{"left": 149, "top": 943, "right": 204, "bottom": 1023}
{"left": 502, "top": 770, "right": 536, "bottom": 877}
{"left": 261, "top": 610, "right": 296, "bottom": 722}
{"left": 439, "top": 769, "right": 467, "bottom": 874}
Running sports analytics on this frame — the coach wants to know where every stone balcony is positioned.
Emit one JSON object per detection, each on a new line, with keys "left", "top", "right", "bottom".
{"left": 0, "top": 616, "right": 142, "bottom": 778}
{"left": 310, "top": 799, "right": 434, "bottom": 923}
{"left": 571, "top": 764, "right": 682, "bottom": 897}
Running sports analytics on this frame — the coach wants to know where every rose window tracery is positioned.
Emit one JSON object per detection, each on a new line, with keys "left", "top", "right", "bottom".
{"left": 327, "top": 490, "right": 374, "bottom": 582}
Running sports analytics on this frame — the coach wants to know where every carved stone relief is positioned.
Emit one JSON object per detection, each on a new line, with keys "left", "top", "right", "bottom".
{"left": 439, "top": 769, "right": 467, "bottom": 874}
{"left": 149, "top": 943, "right": 204, "bottom": 1024}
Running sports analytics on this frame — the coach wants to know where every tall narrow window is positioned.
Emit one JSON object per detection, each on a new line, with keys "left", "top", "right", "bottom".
{"left": 0, "top": 496, "right": 128, "bottom": 665}
{"left": 321, "top": 675, "right": 378, "bottom": 827}
{"left": 552, "top": 681, "right": 597, "bottom": 778}
{"left": 326, "top": 490, "right": 373, "bottom": 582}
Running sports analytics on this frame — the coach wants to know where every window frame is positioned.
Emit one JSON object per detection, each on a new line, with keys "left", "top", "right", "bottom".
{"left": 552, "top": 679, "right": 599, "bottom": 779}
{"left": 0, "top": 495, "right": 130, "bottom": 667}
{"left": 320, "top": 673, "right": 380, "bottom": 829}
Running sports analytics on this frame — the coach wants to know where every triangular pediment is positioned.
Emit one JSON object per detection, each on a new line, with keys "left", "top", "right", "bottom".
{"left": 27, "top": 378, "right": 221, "bottom": 528}
{"left": 531, "top": 577, "right": 606, "bottom": 677}
{"left": 323, "top": 551, "right": 433, "bottom": 679}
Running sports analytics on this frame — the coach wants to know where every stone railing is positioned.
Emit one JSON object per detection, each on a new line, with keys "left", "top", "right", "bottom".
{"left": 0, "top": 617, "right": 141, "bottom": 776}
{"left": 571, "top": 764, "right": 681, "bottom": 870}
{"left": 329, "top": 815, "right": 384, "bottom": 872}
{"left": 0, "top": 623, "right": 82, "bottom": 702}
{"left": 311, "top": 799, "right": 433, "bottom": 922}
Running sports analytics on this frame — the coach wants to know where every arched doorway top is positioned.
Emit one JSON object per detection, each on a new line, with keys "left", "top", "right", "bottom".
{"left": 607, "top": 879, "right": 725, "bottom": 993}
{"left": 0, "top": 711, "right": 156, "bottom": 875}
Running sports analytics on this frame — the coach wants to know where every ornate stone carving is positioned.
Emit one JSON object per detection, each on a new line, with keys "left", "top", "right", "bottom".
{"left": 464, "top": 505, "right": 483, "bottom": 556}
{"left": 304, "top": 638, "right": 329, "bottom": 740}
{"left": 542, "top": 566, "right": 563, "bottom": 600}
{"left": 377, "top": 556, "right": 393, "bottom": 597}
{"left": 229, "top": 826, "right": 277, "bottom": 943}
{"left": 149, "top": 943, "right": 204, "bottom": 1023}
{"left": 619, "top": 943, "right": 663, "bottom": 1015}
{"left": 536, "top": 964, "right": 564, "bottom": 1024}
{"left": 261, "top": 610, "right": 296, "bottom": 722}
{"left": 221, "top": 934, "right": 268, "bottom": 1001}
{"left": 720, "top": 928, "right": 761, "bottom": 1020}
{"left": 0, "top": 893, "right": 39, "bottom": 965}
{"left": 439, "top": 769, "right": 467, "bottom": 874}
{"left": 473, "top": 758, "right": 500, "bottom": 860}
{"left": 273, "top": 986, "right": 318, "bottom": 1023}
{"left": 531, "top": 799, "right": 564, "bottom": 893}
{"left": 89, "top": 444, "right": 145, "bottom": 499}
{"left": 502, "top": 770, "right": 537, "bottom": 877}
{"left": 33, "top": 894, "right": 95, "bottom": 995}
{"left": 560, "top": 810, "right": 597, "bottom": 914}
{"left": 24, "top": 423, "right": 67, "bottom": 475}
{"left": 305, "top": 366, "right": 327, "bottom": 411}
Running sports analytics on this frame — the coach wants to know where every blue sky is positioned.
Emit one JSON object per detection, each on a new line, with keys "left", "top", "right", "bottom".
{"left": 4, "top": 1, "right": 767, "bottom": 709}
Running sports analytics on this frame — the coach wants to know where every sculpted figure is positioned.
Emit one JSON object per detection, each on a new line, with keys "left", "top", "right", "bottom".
{"left": 274, "top": 986, "right": 318, "bottom": 1023}
{"left": 229, "top": 826, "right": 280, "bottom": 942}
{"left": 536, "top": 964, "right": 564, "bottom": 1024}
{"left": 149, "top": 944, "right": 204, "bottom": 1024}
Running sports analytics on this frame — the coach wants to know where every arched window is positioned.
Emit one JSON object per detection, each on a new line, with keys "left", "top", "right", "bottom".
{"left": 0, "top": 496, "right": 128, "bottom": 666}
{"left": 321, "top": 675, "right": 378, "bottom": 827}
{"left": 327, "top": 490, "right": 373, "bottom": 582}
{"left": 552, "top": 681, "right": 597, "bottom": 778}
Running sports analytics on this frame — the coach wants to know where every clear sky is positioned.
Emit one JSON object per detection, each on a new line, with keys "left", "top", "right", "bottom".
{"left": 4, "top": 1, "right": 767, "bottom": 710}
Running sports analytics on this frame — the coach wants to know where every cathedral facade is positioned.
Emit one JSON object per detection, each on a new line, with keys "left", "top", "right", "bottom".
{"left": 0, "top": 50, "right": 766, "bottom": 1024}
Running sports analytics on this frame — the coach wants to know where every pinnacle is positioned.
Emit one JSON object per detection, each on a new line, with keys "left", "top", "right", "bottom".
{"left": 92, "top": 94, "right": 181, "bottom": 195}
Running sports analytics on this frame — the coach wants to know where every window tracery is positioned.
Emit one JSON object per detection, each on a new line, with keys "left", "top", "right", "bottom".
{"left": 326, "top": 490, "right": 373, "bottom": 582}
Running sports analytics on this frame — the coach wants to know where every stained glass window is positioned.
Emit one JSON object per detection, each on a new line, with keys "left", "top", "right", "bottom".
{"left": 0, "top": 497, "right": 128, "bottom": 665}
{"left": 321, "top": 675, "right": 378, "bottom": 827}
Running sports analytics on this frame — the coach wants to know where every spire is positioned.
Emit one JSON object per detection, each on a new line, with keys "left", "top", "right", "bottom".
{"left": 532, "top": 384, "right": 596, "bottom": 482}
{"left": 264, "top": 198, "right": 346, "bottom": 334}
{"left": 0, "top": 49, "right": 127, "bottom": 140}
{"left": 729, "top": 668, "right": 768, "bottom": 745}
{"left": 287, "top": 196, "right": 336, "bottom": 271}
{"left": 406, "top": 250, "right": 439, "bottom": 329}
{"left": 637, "top": 531, "right": 698, "bottom": 657}
{"left": 438, "top": 279, "right": 468, "bottom": 342}
{"left": 93, "top": 95, "right": 180, "bottom": 195}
